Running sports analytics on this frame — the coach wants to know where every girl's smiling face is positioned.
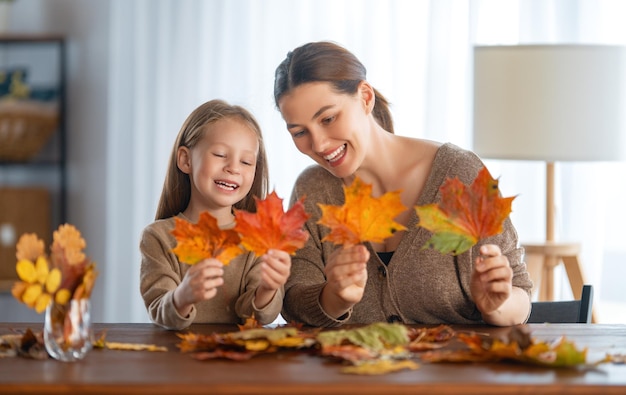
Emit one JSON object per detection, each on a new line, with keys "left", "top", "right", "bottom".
{"left": 278, "top": 81, "right": 374, "bottom": 179}
{"left": 179, "top": 117, "right": 259, "bottom": 213}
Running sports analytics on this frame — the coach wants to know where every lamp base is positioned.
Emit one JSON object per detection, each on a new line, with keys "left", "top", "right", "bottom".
{"left": 523, "top": 241, "right": 597, "bottom": 323}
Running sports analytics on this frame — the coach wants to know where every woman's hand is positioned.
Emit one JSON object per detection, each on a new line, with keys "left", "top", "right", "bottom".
{"left": 320, "top": 244, "right": 370, "bottom": 318}
{"left": 173, "top": 258, "right": 224, "bottom": 317}
{"left": 255, "top": 249, "right": 292, "bottom": 309}
{"left": 470, "top": 244, "right": 513, "bottom": 316}
{"left": 469, "top": 242, "right": 524, "bottom": 326}
{"left": 470, "top": 244, "right": 531, "bottom": 325}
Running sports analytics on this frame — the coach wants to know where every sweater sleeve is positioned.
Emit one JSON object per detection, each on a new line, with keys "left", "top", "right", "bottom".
{"left": 281, "top": 166, "right": 351, "bottom": 327}
{"left": 139, "top": 220, "right": 196, "bottom": 330}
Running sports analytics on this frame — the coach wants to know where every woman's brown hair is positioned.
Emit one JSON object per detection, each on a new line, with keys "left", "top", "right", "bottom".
{"left": 273, "top": 41, "right": 394, "bottom": 134}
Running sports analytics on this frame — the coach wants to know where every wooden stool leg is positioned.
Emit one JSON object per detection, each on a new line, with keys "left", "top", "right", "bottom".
{"left": 543, "top": 255, "right": 559, "bottom": 301}
{"left": 525, "top": 254, "right": 544, "bottom": 299}
{"left": 561, "top": 255, "right": 584, "bottom": 299}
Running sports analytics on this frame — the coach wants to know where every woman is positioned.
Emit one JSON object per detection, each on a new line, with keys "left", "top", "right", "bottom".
{"left": 273, "top": 41, "right": 532, "bottom": 327}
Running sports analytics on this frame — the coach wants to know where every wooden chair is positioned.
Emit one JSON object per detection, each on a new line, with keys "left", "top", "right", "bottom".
{"left": 527, "top": 284, "right": 594, "bottom": 324}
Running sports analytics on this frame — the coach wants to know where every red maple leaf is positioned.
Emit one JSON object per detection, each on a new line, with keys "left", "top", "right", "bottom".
{"left": 234, "top": 191, "right": 310, "bottom": 256}
{"left": 414, "top": 166, "right": 515, "bottom": 255}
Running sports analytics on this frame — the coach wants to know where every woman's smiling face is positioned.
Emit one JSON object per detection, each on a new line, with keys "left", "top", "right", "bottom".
{"left": 278, "top": 81, "right": 373, "bottom": 179}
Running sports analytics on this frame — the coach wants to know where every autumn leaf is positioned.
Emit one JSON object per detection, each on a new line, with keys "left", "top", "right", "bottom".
{"left": 229, "top": 326, "right": 302, "bottom": 343}
{"left": 234, "top": 191, "right": 310, "bottom": 256}
{"left": 105, "top": 342, "right": 168, "bottom": 352}
{"left": 91, "top": 330, "right": 167, "bottom": 352}
{"left": 53, "top": 224, "right": 86, "bottom": 265}
{"left": 176, "top": 332, "right": 220, "bottom": 354}
{"left": 318, "top": 177, "right": 407, "bottom": 246}
{"left": 13, "top": 235, "right": 64, "bottom": 313}
{"left": 407, "top": 325, "right": 455, "bottom": 351}
{"left": 0, "top": 328, "right": 49, "bottom": 360}
{"left": 15, "top": 233, "right": 45, "bottom": 262}
{"left": 421, "top": 325, "right": 593, "bottom": 368}
{"left": 177, "top": 322, "right": 316, "bottom": 359}
{"left": 192, "top": 349, "right": 258, "bottom": 361}
{"left": 171, "top": 212, "right": 244, "bottom": 265}
{"left": 522, "top": 337, "right": 587, "bottom": 367}
{"left": 317, "top": 322, "right": 410, "bottom": 358}
{"left": 238, "top": 316, "right": 263, "bottom": 330}
{"left": 341, "top": 359, "right": 419, "bottom": 375}
{"left": 415, "top": 166, "right": 515, "bottom": 255}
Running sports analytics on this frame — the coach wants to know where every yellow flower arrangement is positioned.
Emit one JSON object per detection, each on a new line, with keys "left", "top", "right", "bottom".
{"left": 11, "top": 224, "right": 97, "bottom": 313}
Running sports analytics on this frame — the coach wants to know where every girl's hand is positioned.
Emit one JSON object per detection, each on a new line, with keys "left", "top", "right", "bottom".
{"left": 470, "top": 244, "right": 513, "bottom": 315}
{"left": 255, "top": 249, "right": 292, "bottom": 309}
{"left": 320, "top": 244, "right": 370, "bottom": 318}
{"left": 173, "top": 258, "right": 224, "bottom": 316}
{"left": 259, "top": 249, "right": 292, "bottom": 292}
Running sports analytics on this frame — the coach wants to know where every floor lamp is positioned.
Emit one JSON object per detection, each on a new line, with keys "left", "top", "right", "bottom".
{"left": 473, "top": 44, "right": 626, "bottom": 323}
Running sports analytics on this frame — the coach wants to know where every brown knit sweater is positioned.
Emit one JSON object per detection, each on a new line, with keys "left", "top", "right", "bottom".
{"left": 140, "top": 216, "right": 283, "bottom": 330}
{"left": 282, "top": 143, "right": 533, "bottom": 327}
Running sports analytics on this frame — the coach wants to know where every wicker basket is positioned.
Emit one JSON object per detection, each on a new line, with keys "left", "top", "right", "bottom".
{"left": 0, "top": 99, "right": 59, "bottom": 162}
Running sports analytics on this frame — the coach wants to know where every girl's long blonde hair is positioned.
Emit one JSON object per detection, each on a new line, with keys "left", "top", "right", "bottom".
{"left": 155, "top": 99, "right": 269, "bottom": 220}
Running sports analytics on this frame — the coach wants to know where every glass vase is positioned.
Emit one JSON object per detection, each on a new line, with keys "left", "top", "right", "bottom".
{"left": 44, "top": 298, "right": 93, "bottom": 362}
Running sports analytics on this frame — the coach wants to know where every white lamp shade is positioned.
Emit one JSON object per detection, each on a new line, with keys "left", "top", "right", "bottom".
{"left": 473, "top": 45, "right": 626, "bottom": 162}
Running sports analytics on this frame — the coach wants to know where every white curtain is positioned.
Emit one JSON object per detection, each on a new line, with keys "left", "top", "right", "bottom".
{"left": 105, "top": 0, "right": 626, "bottom": 323}
{"left": 473, "top": 0, "right": 626, "bottom": 322}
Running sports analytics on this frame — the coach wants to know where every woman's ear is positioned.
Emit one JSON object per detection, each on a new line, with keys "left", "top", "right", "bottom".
{"left": 177, "top": 146, "right": 191, "bottom": 174}
{"left": 358, "top": 81, "right": 376, "bottom": 114}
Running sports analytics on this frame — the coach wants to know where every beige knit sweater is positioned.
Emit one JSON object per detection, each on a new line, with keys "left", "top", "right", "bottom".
{"left": 282, "top": 143, "right": 533, "bottom": 327}
{"left": 140, "top": 216, "right": 283, "bottom": 330}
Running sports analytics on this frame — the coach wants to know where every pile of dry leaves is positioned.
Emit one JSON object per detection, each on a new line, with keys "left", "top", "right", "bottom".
{"left": 2, "top": 320, "right": 622, "bottom": 375}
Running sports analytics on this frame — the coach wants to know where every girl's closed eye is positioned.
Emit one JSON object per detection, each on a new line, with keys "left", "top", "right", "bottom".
{"left": 212, "top": 152, "right": 226, "bottom": 158}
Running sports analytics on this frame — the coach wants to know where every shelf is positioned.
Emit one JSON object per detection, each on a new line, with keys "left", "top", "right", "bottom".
{"left": 0, "top": 36, "right": 66, "bottom": 291}
{"left": 0, "top": 34, "right": 65, "bottom": 43}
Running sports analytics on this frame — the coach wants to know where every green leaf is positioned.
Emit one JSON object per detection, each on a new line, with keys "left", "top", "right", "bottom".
{"left": 316, "top": 322, "right": 409, "bottom": 353}
{"left": 421, "top": 232, "right": 476, "bottom": 256}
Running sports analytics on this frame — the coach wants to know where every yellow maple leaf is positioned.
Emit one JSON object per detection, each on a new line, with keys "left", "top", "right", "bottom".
{"left": 317, "top": 177, "right": 407, "bottom": 245}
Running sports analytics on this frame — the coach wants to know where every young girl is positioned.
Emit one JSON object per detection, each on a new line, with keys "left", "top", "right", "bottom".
{"left": 140, "top": 99, "right": 291, "bottom": 330}
{"left": 273, "top": 41, "right": 533, "bottom": 327}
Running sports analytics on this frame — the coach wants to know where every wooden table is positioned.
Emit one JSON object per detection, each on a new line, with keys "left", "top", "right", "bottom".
{"left": 1, "top": 322, "right": 625, "bottom": 394}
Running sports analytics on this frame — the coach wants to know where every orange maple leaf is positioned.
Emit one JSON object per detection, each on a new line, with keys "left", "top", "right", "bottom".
{"left": 171, "top": 212, "right": 244, "bottom": 265}
{"left": 317, "top": 177, "right": 407, "bottom": 246}
{"left": 234, "top": 191, "right": 310, "bottom": 256}
{"left": 414, "top": 166, "right": 515, "bottom": 255}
